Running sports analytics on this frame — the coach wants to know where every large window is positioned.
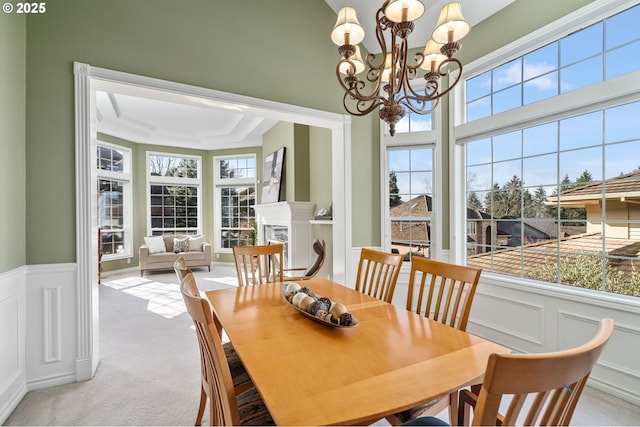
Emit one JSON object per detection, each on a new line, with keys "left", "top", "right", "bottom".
{"left": 458, "top": 2, "right": 640, "bottom": 297}
{"left": 97, "top": 143, "right": 132, "bottom": 259}
{"left": 384, "top": 94, "right": 438, "bottom": 260}
{"left": 147, "top": 152, "right": 201, "bottom": 235}
{"left": 466, "top": 4, "right": 640, "bottom": 121}
{"left": 214, "top": 155, "right": 257, "bottom": 251}
{"left": 387, "top": 146, "right": 434, "bottom": 260}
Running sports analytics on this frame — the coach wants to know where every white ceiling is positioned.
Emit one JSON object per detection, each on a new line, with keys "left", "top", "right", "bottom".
{"left": 95, "top": 89, "right": 278, "bottom": 150}
{"left": 96, "top": 0, "right": 514, "bottom": 151}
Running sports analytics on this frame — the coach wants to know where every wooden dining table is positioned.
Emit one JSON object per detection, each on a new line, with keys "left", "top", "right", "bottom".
{"left": 205, "top": 279, "right": 510, "bottom": 426}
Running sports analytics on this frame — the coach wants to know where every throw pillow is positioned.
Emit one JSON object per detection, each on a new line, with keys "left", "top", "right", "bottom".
{"left": 144, "top": 236, "right": 166, "bottom": 254}
{"left": 174, "top": 237, "right": 190, "bottom": 253}
{"left": 188, "top": 235, "right": 205, "bottom": 252}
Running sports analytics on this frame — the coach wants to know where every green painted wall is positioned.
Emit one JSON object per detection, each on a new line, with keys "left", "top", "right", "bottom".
{"left": 21, "top": 0, "right": 598, "bottom": 266}
{"left": 309, "top": 127, "right": 333, "bottom": 212}
{"left": 293, "top": 124, "right": 311, "bottom": 202}
{"left": 262, "top": 122, "right": 293, "bottom": 202}
{"left": 25, "top": 0, "right": 378, "bottom": 265}
{"left": 0, "top": 12, "right": 26, "bottom": 273}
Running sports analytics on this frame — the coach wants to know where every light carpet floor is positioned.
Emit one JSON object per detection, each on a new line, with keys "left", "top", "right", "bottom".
{"left": 5, "top": 264, "right": 640, "bottom": 426}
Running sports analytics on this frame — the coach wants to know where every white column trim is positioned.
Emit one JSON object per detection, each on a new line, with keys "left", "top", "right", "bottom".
{"left": 73, "top": 62, "right": 99, "bottom": 381}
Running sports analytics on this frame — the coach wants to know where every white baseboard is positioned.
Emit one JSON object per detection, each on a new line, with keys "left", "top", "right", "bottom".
{"left": 0, "top": 382, "right": 26, "bottom": 425}
{"left": 26, "top": 372, "right": 77, "bottom": 391}
{"left": 76, "top": 355, "right": 97, "bottom": 382}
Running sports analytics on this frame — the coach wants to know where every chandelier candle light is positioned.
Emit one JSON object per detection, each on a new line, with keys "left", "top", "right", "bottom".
{"left": 331, "top": 0, "right": 470, "bottom": 136}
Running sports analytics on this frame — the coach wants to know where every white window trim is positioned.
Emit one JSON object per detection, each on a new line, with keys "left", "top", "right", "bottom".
{"left": 450, "top": 0, "right": 640, "bottom": 273}
{"left": 146, "top": 150, "right": 203, "bottom": 236}
{"left": 380, "top": 105, "right": 443, "bottom": 264}
{"left": 96, "top": 141, "right": 133, "bottom": 261}
{"left": 213, "top": 154, "right": 257, "bottom": 253}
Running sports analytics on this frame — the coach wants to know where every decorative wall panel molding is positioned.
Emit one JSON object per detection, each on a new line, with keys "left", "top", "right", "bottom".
{"left": 42, "top": 287, "right": 62, "bottom": 363}
{"left": 0, "top": 266, "right": 26, "bottom": 425}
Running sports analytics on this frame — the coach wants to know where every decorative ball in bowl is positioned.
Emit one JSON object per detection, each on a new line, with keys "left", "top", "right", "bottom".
{"left": 282, "top": 283, "right": 359, "bottom": 328}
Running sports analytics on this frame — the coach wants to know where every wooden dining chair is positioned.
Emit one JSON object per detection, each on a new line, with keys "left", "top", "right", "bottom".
{"left": 405, "top": 257, "right": 482, "bottom": 331}
{"left": 389, "top": 257, "right": 482, "bottom": 425}
{"left": 173, "top": 256, "right": 191, "bottom": 283}
{"left": 232, "top": 243, "right": 284, "bottom": 286}
{"left": 283, "top": 239, "right": 326, "bottom": 281}
{"left": 178, "top": 268, "right": 253, "bottom": 396}
{"left": 403, "top": 318, "right": 615, "bottom": 427}
{"left": 180, "top": 272, "right": 274, "bottom": 426}
{"left": 354, "top": 247, "right": 404, "bottom": 303}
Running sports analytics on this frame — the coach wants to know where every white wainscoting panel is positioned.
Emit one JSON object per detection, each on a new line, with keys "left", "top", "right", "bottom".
{"left": 42, "top": 287, "right": 62, "bottom": 363}
{"left": 0, "top": 267, "right": 26, "bottom": 425}
{"left": 469, "top": 273, "right": 640, "bottom": 405}
{"left": 25, "top": 264, "right": 78, "bottom": 390}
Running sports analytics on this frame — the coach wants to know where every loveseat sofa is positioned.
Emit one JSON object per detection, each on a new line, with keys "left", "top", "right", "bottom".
{"left": 139, "top": 234, "right": 211, "bottom": 276}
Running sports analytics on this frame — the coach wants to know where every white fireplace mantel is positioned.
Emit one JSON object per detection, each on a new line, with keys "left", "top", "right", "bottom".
{"left": 253, "top": 201, "right": 316, "bottom": 269}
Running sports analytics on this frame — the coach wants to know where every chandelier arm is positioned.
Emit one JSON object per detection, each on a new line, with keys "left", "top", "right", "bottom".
{"left": 397, "top": 38, "right": 416, "bottom": 93}
{"left": 335, "top": 62, "right": 385, "bottom": 104}
{"left": 361, "top": 4, "right": 390, "bottom": 91}
{"left": 401, "top": 96, "right": 440, "bottom": 115}
{"left": 342, "top": 93, "right": 384, "bottom": 116}
{"left": 430, "top": 57, "right": 464, "bottom": 98}
{"left": 399, "top": 55, "right": 465, "bottom": 107}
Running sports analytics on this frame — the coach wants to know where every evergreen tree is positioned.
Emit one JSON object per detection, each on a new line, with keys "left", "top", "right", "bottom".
{"left": 467, "top": 191, "right": 483, "bottom": 211}
{"left": 575, "top": 169, "right": 593, "bottom": 186}
{"left": 493, "top": 175, "right": 524, "bottom": 217}
{"left": 389, "top": 170, "right": 402, "bottom": 207}
{"left": 532, "top": 186, "right": 549, "bottom": 218}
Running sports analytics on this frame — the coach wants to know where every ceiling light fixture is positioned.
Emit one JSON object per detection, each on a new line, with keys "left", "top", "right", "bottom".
{"left": 331, "top": 0, "right": 470, "bottom": 136}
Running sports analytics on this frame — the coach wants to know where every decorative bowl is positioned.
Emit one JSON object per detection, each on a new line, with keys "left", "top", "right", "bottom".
{"left": 281, "top": 285, "right": 359, "bottom": 328}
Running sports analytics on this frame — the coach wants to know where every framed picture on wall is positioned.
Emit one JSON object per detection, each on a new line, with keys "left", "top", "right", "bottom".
{"left": 261, "top": 147, "right": 285, "bottom": 204}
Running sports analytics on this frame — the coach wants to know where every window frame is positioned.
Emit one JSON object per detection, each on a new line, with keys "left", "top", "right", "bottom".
{"left": 146, "top": 151, "right": 202, "bottom": 236}
{"left": 96, "top": 141, "right": 133, "bottom": 261}
{"left": 451, "top": 0, "right": 640, "bottom": 300}
{"left": 381, "top": 106, "right": 443, "bottom": 263}
{"left": 213, "top": 154, "right": 258, "bottom": 254}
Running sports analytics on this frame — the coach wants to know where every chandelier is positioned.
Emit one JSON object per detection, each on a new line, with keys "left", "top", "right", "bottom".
{"left": 331, "top": 1, "right": 470, "bottom": 136}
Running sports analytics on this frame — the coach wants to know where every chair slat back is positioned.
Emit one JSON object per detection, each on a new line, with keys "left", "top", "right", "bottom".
{"left": 180, "top": 272, "right": 240, "bottom": 426}
{"left": 354, "top": 248, "right": 404, "bottom": 303}
{"left": 407, "top": 257, "right": 482, "bottom": 331}
{"left": 469, "top": 318, "right": 614, "bottom": 426}
{"left": 232, "top": 244, "right": 284, "bottom": 286}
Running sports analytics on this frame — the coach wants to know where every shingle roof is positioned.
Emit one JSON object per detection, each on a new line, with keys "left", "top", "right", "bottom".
{"left": 547, "top": 171, "right": 640, "bottom": 204}
{"left": 390, "top": 194, "right": 432, "bottom": 218}
{"left": 468, "top": 232, "right": 640, "bottom": 278}
{"left": 390, "top": 194, "right": 431, "bottom": 244}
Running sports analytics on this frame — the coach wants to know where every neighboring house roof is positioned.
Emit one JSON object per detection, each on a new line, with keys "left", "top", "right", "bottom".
{"left": 547, "top": 171, "right": 640, "bottom": 207}
{"left": 468, "top": 208, "right": 552, "bottom": 244}
{"left": 494, "top": 217, "right": 551, "bottom": 246}
{"left": 390, "top": 195, "right": 432, "bottom": 244}
{"left": 390, "top": 194, "right": 432, "bottom": 218}
{"left": 468, "top": 232, "right": 640, "bottom": 277}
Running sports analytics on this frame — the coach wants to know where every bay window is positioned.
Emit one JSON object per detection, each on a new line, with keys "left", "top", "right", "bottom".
{"left": 147, "top": 152, "right": 201, "bottom": 235}
{"left": 214, "top": 155, "right": 257, "bottom": 251}
{"left": 97, "top": 143, "right": 132, "bottom": 259}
